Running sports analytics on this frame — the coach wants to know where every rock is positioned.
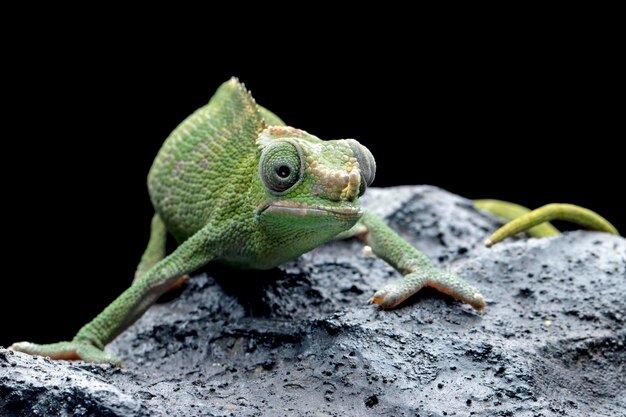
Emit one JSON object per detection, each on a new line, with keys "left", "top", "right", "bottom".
{"left": 1, "top": 186, "right": 625, "bottom": 416}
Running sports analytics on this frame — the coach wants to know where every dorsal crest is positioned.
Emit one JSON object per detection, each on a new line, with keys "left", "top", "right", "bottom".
{"left": 205, "top": 77, "right": 266, "bottom": 146}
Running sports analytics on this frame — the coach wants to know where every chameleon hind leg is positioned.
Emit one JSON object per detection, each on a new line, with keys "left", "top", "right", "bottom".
{"left": 7, "top": 214, "right": 170, "bottom": 364}
{"left": 134, "top": 213, "right": 167, "bottom": 281}
{"left": 343, "top": 211, "right": 485, "bottom": 311}
{"left": 476, "top": 201, "right": 619, "bottom": 247}
{"left": 133, "top": 213, "right": 188, "bottom": 291}
{"left": 10, "top": 223, "right": 220, "bottom": 365}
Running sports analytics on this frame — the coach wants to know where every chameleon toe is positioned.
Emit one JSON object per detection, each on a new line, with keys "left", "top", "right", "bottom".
{"left": 10, "top": 341, "right": 81, "bottom": 360}
{"left": 371, "top": 285, "right": 410, "bottom": 309}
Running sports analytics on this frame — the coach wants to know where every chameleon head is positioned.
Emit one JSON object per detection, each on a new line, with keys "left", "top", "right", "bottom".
{"left": 256, "top": 126, "right": 376, "bottom": 234}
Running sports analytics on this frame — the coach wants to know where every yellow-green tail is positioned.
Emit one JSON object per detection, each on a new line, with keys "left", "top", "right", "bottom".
{"left": 474, "top": 200, "right": 619, "bottom": 247}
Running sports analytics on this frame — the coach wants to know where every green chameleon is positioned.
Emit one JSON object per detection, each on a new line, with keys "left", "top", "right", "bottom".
{"left": 10, "top": 78, "right": 618, "bottom": 365}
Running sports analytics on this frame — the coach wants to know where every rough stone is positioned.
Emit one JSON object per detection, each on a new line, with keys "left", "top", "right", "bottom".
{"left": 1, "top": 186, "right": 625, "bottom": 416}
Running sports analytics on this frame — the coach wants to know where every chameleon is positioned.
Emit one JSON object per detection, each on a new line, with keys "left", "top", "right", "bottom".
{"left": 9, "top": 78, "right": 619, "bottom": 365}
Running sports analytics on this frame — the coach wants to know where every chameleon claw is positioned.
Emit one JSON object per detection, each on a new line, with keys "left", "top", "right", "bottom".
{"left": 369, "top": 290, "right": 384, "bottom": 306}
{"left": 472, "top": 292, "right": 486, "bottom": 314}
{"left": 370, "top": 287, "right": 405, "bottom": 309}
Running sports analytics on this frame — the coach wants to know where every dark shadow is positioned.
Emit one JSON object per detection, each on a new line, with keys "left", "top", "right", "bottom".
{"left": 202, "top": 263, "right": 290, "bottom": 317}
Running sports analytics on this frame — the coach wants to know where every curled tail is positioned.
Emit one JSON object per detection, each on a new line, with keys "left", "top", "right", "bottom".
{"left": 474, "top": 200, "right": 619, "bottom": 247}
{"left": 474, "top": 199, "right": 560, "bottom": 238}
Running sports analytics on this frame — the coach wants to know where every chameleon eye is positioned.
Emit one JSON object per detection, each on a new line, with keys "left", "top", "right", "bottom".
{"left": 260, "top": 141, "right": 302, "bottom": 193}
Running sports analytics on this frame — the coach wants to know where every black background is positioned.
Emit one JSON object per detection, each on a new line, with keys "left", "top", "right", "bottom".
{"left": 1, "top": 26, "right": 622, "bottom": 348}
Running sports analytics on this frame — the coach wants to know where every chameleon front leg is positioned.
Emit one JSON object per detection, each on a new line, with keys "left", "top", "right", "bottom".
{"left": 354, "top": 211, "right": 485, "bottom": 311}
{"left": 10, "top": 224, "right": 220, "bottom": 365}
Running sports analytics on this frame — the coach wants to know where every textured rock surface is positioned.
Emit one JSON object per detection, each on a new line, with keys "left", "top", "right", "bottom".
{"left": 1, "top": 186, "right": 625, "bottom": 417}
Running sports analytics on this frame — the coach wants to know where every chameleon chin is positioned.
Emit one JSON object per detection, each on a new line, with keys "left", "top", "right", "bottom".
{"left": 10, "top": 78, "right": 618, "bottom": 365}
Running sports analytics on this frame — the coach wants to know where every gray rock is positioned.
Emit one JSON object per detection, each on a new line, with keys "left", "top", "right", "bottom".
{"left": 1, "top": 186, "right": 625, "bottom": 417}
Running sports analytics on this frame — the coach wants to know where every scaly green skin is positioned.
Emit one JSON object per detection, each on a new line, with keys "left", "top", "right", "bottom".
{"left": 10, "top": 79, "right": 616, "bottom": 365}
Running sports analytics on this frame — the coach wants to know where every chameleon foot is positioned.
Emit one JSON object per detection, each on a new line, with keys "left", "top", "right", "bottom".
{"left": 9, "top": 341, "right": 122, "bottom": 365}
{"left": 371, "top": 269, "right": 485, "bottom": 312}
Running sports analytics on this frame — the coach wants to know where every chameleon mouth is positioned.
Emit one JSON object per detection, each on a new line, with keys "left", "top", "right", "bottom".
{"left": 260, "top": 202, "right": 363, "bottom": 218}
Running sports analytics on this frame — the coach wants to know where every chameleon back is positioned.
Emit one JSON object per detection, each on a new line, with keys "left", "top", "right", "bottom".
{"left": 147, "top": 81, "right": 263, "bottom": 242}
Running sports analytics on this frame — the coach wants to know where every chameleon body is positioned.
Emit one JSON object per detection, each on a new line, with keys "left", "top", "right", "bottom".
{"left": 10, "top": 79, "right": 618, "bottom": 365}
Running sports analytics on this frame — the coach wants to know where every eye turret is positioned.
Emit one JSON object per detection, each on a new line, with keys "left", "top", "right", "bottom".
{"left": 259, "top": 141, "right": 302, "bottom": 194}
